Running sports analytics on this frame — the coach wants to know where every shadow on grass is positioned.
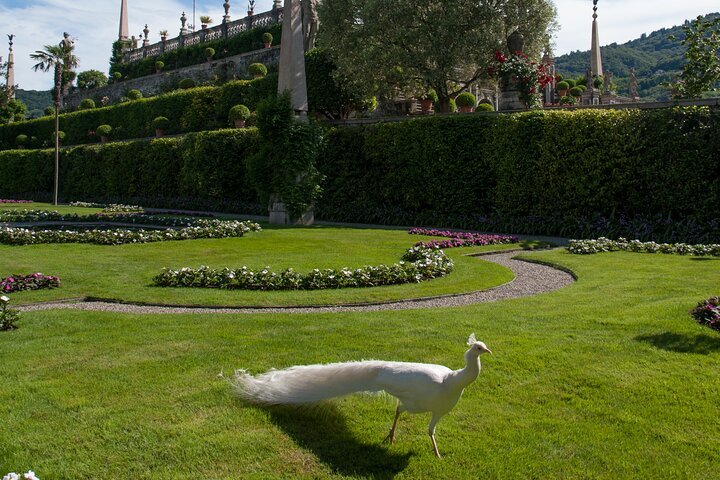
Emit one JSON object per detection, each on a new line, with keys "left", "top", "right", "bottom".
{"left": 636, "top": 331, "right": 720, "bottom": 354}
{"left": 264, "top": 403, "right": 412, "bottom": 478}
{"left": 689, "top": 257, "right": 719, "bottom": 261}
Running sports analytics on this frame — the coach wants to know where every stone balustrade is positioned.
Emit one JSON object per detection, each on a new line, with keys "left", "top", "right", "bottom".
{"left": 123, "top": 7, "right": 283, "bottom": 64}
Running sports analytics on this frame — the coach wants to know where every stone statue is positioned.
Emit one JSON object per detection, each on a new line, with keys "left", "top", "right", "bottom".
{"left": 629, "top": 68, "right": 639, "bottom": 99}
{"left": 603, "top": 71, "right": 613, "bottom": 92}
{"left": 7, "top": 34, "right": 14, "bottom": 48}
{"left": 586, "top": 67, "right": 593, "bottom": 89}
{"left": 302, "top": 0, "right": 320, "bottom": 51}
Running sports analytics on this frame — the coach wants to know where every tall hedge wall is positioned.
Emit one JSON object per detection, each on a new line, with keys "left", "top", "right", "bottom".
{"left": 1, "top": 107, "right": 718, "bottom": 241}
{"left": 0, "top": 76, "right": 276, "bottom": 150}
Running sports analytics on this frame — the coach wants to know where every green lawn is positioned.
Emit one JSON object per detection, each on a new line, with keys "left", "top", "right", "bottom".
{"left": 0, "top": 202, "right": 103, "bottom": 216}
{"left": 1, "top": 242, "right": 719, "bottom": 479}
{"left": 0, "top": 226, "right": 522, "bottom": 306}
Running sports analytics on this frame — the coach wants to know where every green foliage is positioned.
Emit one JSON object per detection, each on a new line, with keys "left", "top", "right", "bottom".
{"left": 0, "top": 77, "right": 277, "bottom": 149}
{"left": 96, "top": 124, "right": 112, "bottom": 137}
{"left": 152, "top": 117, "right": 170, "bottom": 130}
{"left": 77, "top": 70, "right": 108, "bottom": 90}
{"left": 44, "top": 107, "right": 55, "bottom": 116}
{"left": 112, "top": 72, "right": 123, "bottom": 81}
{"left": 0, "top": 296, "right": 20, "bottom": 331}
{"left": 455, "top": 92, "right": 476, "bottom": 108}
{"left": 79, "top": 98, "right": 96, "bottom": 110}
{"left": 667, "top": 15, "right": 720, "bottom": 98}
{"left": 564, "top": 79, "right": 576, "bottom": 88}
{"left": 569, "top": 86, "right": 583, "bottom": 97}
{"left": 0, "top": 99, "right": 27, "bottom": 124}
{"left": 205, "top": 47, "right": 216, "bottom": 60}
{"left": 15, "top": 89, "right": 52, "bottom": 119}
{"left": 248, "top": 63, "right": 268, "bottom": 78}
{"left": 155, "top": 61, "right": 165, "bottom": 72}
{"left": 200, "top": 15, "right": 213, "bottom": 25}
{"left": 262, "top": 32, "right": 273, "bottom": 45}
{"left": 110, "top": 23, "right": 282, "bottom": 80}
{"left": 179, "top": 78, "right": 196, "bottom": 89}
{"left": 475, "top": 103, "right": 494, "bottom": 112}
{"left": 126, "top": 89, "right": 143, "bottom": 100}
{"left": 248, "top": 93, "right": 324, "bottom": 219}
{"left": 15, "top": 134, "right": 28, "bottom": 147}
{"left": 556, "top": 80, "right": 570, "bottom": 91}
{"left": 228, "top": 104, "right": 251, "bottom": 122}
{"left": 305, "top": 48, "right": 374, "bottom": 120}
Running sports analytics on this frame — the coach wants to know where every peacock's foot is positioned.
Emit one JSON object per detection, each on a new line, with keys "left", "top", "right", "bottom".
{"left": 384, "top": 431, "right": 396, "bottom": 444}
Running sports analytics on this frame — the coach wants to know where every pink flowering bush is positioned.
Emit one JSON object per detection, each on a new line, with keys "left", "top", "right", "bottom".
{"left": 489, "top": 50, "right": 554, "bottom": 109}
{"left": 1, "top": 273, "right": 61, "bottom": 293}
{"left": 0, "top": 199, "right": 33, "bottom": 204}
{"left": 690, "top": 296, "right": 720, "bottom": 332}
{"left": 408, "top": 228, "right": 518, "bottom": 249}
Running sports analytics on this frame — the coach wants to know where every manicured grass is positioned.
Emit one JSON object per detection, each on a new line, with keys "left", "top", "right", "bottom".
{"left": 0, "top": 202, "right": 103, "bottom": 216}
{"left": 0, "top": 227, "right": 519, "bottom": 306}
{"left": 1, "top": 248, "right": 718, "bottom": 478}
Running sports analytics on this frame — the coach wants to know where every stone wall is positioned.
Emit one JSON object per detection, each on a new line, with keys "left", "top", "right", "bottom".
{"left": 64, "top": 47, "right": 280, "bottom": 110}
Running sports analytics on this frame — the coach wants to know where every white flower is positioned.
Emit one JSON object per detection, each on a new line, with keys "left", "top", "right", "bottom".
{"left": 0, "top": 296, "right": 9, "bottom": 304}
{"left": 3, "top": 473, "right": 20, "bottom": 480}
{"left": 23, "top": 472, "right": 39, "bottom": 480}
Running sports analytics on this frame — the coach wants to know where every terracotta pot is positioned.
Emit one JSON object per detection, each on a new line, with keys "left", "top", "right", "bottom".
{"left": 100, "top": 136, "right": 109, "bottom": 144}
{"left": 264, "top": 42, "right": 272, "bottom": 48}
{"left": 234, "top": 119, "right": 246, "bottom": 128}
{"left": 558, "top": 89, "right": 568, "bottom": 97}
{"left": 459, "top": 105, "right": 473, "bottom": 113}
{"left": 155, "top": 128, "right": 165, "bottom": 138}
{"left": 420, "top": 99, "right": 433, "bottom": 112}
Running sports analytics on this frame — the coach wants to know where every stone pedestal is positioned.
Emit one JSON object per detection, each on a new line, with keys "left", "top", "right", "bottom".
{"left": 498, "top": 88, "right": 525, "bottom": 111}
{"left": 269, "top": 201, "right": 314, "bottom": 225}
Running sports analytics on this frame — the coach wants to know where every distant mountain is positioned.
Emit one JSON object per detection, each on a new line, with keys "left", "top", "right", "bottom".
{"left": 554, "top": 12, "right": 720, "bottom": 101}
{"left": 16, "top": 89, "right": 53, "bottom": 118}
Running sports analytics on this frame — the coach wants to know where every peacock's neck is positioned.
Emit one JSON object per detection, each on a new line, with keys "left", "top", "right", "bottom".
{"left": 451, "top": 350, "right": 481, "bottom": 389}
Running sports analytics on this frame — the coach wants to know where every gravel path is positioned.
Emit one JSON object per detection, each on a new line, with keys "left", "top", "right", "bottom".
{"left": 18, "top": 252, "right": 574, "bottom": 315}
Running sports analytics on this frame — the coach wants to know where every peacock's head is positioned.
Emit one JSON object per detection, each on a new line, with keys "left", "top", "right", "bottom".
{"left": 466, "top": 333, "right": 492, "bottom": 355}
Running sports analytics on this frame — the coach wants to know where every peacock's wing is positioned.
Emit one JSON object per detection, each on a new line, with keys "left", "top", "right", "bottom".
{"left": 375, "top": 362, "right": 453, "bottom": 413}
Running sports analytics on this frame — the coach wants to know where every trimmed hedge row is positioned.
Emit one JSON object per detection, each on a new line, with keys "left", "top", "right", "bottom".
{"left": 0, "top": 76, "right": 276, "bottom": 150}
{"left": 1, "top": 108, "right": 719, "bottom": 241}
{"left": 112, "top": 23, "right": 282, "bottom": 81}
{"left": 0, "top": 129, "right": 261, "bottom": 209}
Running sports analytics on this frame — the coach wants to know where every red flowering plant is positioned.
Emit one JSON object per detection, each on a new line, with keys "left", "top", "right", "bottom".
{"left": 489, "top": 51, "right": 554, "bottom": 109}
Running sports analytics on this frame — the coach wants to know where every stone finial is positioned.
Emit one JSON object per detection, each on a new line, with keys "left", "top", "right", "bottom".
{"left": 6, "top": 34, "right": 15, "bottom": 100}
{"left": 143, "top": 24, "right": 150, "bottom": 46}
{"left": 223, "top": 0, "right": 231, "bottom": 22}
{"left": 629, "top": 68, "right": 639, "bottom": 99}
{"left": 273, "top": 0, "right": 282, "bottom": 9}
{"left": 248, "top": 0, "right": 255, "bottom": 16}
{"left": 180, "top": 12, "right": 188, "bottom": 35}
{"left": 590, "top": 0, "right": 603, "bottom": 76}
{"left": 507, "top": 30, "right": 524, "bottom": 55}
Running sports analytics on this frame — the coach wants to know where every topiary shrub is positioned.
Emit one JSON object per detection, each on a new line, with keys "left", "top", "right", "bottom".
{"left": 15, "top": 134, "right": 28, "bottom": 148}
{"left": 155, "top": 61, "right": 165, "bottom": 73}
{"left": 112, "top": 72, "right": 123, "bottom": 82}
{"left": 262, "top": 32, "right": 273, "bottom": 46}
{"left": 248, "top": 63, "right": 268, "bottom": 78}
{"left": 179, "top": 78, "right": 196, "bottom": 90}
{"left": 229, "top": 104, "right": 251, "bottom": 127}
{"left": 570, "top": 86, "right": 583, "bottom": 97}
{"left": 455, "top": 92, "right": 476, "bottom": 111}
{"left": 126, "top": 89, "right": 143, "bottom": 101}
{"left": 556, "top": 80, "right": 570, "bottom": 92}
{"left": 564, "top": 79, "right": 576, "bottom": 88}
{"left": 559, "top": 95, "right": 576, "bottom": 105}
{"left": 205, "top": 47, "right": 216, "bottom": 61}
{"left": 475, "top": 103, "right": 494, "bottom": 112}
{"left": 152, "top": 116, "right": 170, "bottom": 135}
{"left": 448, "top": 98, "right": 457, "bottom": 113}
{"left": 79, "top": 98, "right": 96, "bottom": 110}
{"left": 96, "top": 124, "right": 113, "bottom": 140}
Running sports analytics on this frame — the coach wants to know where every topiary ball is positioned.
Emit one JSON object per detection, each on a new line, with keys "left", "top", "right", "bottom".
{"left": 96, "top": 125, "right": 113, "bottom": 137}
{"left": 455, "top": 92, "right": 476, "bottom": 108}
{"left": 179, "top": 78, "right": 196, "bottom": 89}
{"left": 152, "top": 116, "right": 170, "bottom": 130}
{"left": 569, "top": 86, "right": 583, "bottom": 97}
{"left": 15, "top": 134, "right": 28, "bottom": 147}
{"left": 229, "top": 104, "right": 251, "bottom": 122}
{"left": 79, "top": 98, "right": 96, "bottom": 110}
{"left": 475, "top": 103, "right": 494, "bottom": 112}
{"left": 126, "top": 89, "right": 143, "bottom": 100}
{"left": 248, "top": 63, "right": 268, "bottom": 78}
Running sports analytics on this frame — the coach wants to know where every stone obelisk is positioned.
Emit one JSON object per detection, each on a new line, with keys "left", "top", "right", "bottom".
{"left": 590, "top": 0, "right": 603, "bottom": 77}
{"left": 277, "top": 0, "right": 308, "bottom": 116}
{"left": 119, "top": 0, "right": 130, "bottom": 41}
{"left": 7, "top": 34, "right": 15, "bottom": 99}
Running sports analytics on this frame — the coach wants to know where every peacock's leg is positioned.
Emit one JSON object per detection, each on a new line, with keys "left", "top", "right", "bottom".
{"left": 384, "top": 405, "right": 402, "bottom": 444}
{"left": 428, "top": 414, "right": 442, "bottom": 459}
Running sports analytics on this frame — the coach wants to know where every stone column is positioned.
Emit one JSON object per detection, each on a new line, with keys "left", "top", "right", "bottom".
{"left": 277, "top": 0, "right": 308, "bottom": 116}
{"left": 6, "top": 34, "right": 15, "bottom": 100}
{"left": 179, "top": 12, "right": 188, "bottom": 47}
{"left": 119, "top": 0, "right": 130, "bottom": 41}
{"left": 590, "top": 0, "right": 603, "bottom": 77}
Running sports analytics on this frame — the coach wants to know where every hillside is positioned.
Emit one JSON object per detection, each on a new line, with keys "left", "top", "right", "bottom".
{"left": 16, "top": 89, "right": 52, "bottom": 118}
{"left": 554, "top": 12, "right": 719, "bottom": 100}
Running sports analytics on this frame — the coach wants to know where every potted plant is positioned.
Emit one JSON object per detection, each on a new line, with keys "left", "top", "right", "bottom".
{"left": 556, "top": 80, "right": 569, "bottom": 97}
{"left": 79, "top": 98, "right": 95, "bottom": 110}
{"left": 96, "top": 124, "right": 112, "bottom": 144}
{"left": 455, "top": 92, "right": 476, "bottom": 113}
{"left": 262, "top": 32, "right": 273, "bottom": 48}
{"left": 475, "top": 102, "right": 494, "bottom": 112}
{"left": 419, "top": 89, "right": 438, "bottom": 113}
{"left": 152, "top": 116, "right": 170, "bottom": 137}
{"left": 55, "top": 131, "right": 66, "bottom": 146}
{"left": 126, "top": 89, "right": 143, "bottom": 100}
{"left": 248, "top": 62, "right": 267, "bottom": 79}
{"left": 205, "top": 47, "right": 216, "bottom": 62}
{"left": 15, "top": 134, "right": 28, "bottom": 149}
{"left": 228, "top": 104, "right": 251, "bottom": 128}
{"left": 155, "top": 61, "right": 165, "bottom": 74}
{"left": 200, "top": 16, "right": 212, "bottom": 29}
{"left": 569, "top": 86, "right": 583, "bottom": 99}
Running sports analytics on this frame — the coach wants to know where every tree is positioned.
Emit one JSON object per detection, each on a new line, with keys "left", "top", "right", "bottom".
{"left": 77, "top": 70, "right": 109, "bottom": 90}
{"left": 0, "top": 59, "right": 26, "bottom": 124}
{"left": 668, "top": 15, "right": 720, "bottom": 99}
{"left": 30, "top": 34, "right": 79, "bottom": 205}
{"left": 317, "top": 0, "right": 557, "bottom": 112}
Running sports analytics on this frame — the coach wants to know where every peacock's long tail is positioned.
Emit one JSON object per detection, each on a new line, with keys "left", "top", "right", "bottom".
{"left": 231, "top": 361, "right": 387, "bottom": 405}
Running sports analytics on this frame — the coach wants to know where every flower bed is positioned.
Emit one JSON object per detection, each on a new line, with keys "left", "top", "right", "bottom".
{"left": 567, "top": 237, "right": 720, "bottom": 256}
{"left": 0, "top": 209, "right": 205, "bottom": 227}
{"left": 152, "top": 246, "right": 454, "bottom": 291}
{"left": 409, "top": 228, "right": 518, "bottom": 249}
{"left": 1, "top": 273, "right": 61, "bottom": 293}
{"left": 0, "top": 199, "right": 32, "bottom": 204}
{"left": 690, "top": 297, "right": 720, "bottom": 332}
{"left": 0, "top": 220, "right": 261, "bottom": 246}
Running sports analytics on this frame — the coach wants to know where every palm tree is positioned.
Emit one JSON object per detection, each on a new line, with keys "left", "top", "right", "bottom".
{"left": 30, "top": 34, "right": 79, "bottom": 205}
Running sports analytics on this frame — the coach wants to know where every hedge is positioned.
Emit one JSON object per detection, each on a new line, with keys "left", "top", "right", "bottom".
{"left": 111, "top": 23, "right": 282, "bottom": 81}
{"left": 1, "top": 107, "right": 719, "bottom": 242}
{"left": 0, "top": 76, "right": 277, "bottom": 150}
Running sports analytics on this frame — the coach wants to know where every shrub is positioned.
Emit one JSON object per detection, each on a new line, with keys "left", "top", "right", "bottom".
{"left": 79, "top": 98, "right": 96, "bottom": 110}
{"left": 556, "top": 80, "right": 570, "bottom": 91}
{"left": 96, "top": 125, "right": 113, "bottom": 137}
{"left": 594, "top": 77, "right": 603, "bottom": 89}
{"left": 421, "top": 89, "right": 439, "bottom": 103}
{"left": 43, "top": 107, "right": 55, "bottom": 116}
{"left": 262, "top": 32, "right": 273, "bottom": 45}
{"left": 455, "top": 92, "right": 476, "bottom": 108}
{"left": 112, "top": 72, "right": 123, "bottom": 81}
{"left": 126, "top": 89, "right": 143, "bottom": 100}
{"left": 248, "top": 63, "right": 268, "bottom": 78}
{"left": 559, "top": 95, "right": 575, "bottom": 105}
{"left": 448, "top": 98, "right": 457, "bottom": 112}
{"left": 54, "top": 131, "right": 66, "bottom": 143}
{"left": 564, "top": 79, "right": 576, "bottom": 88}
{"left": 15, "top": 134, "right": 28, "bottom": 148}
{"left": 475, "top": 103, "right": 494, "bottom": 112}
{"left": 152, "top": 116, "right": 170, "bottom": 130}
{"left": 578, "top": 84, "right": 587, "bottom": 92}
{"left": 205, "top": 47, "right": 216, "bottom": 59}
{"left": 690, "top": 296, "right": 720, "bottom": 331}
{"left": 200, "top": 15, "right": 213, "bottom": 25}
{"left": 1, "top": 273, "right": 61, "bottom": 294}
{"left": 155, "top": 61, "right": 165, "bottom": 72}
{"left": 569, "top": 86, "right": 583, "bottom": 97}
{"left": 179, "top": 78, "right": 196, "bottom": 89}
{"left": 229, "top": 104, "right": 251, "bottom": 122}
{"left": 0, "top": 295, "right": 20, "bottom": 331}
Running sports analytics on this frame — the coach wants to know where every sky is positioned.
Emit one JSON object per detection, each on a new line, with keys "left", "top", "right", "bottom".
{"left": 1, "top": 0, "right": 719, "bottom": 91}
